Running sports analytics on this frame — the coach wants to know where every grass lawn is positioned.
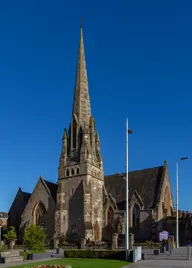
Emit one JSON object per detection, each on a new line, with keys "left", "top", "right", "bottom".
{"left": 9, "top": 258, "right": 130, "bottom": 268}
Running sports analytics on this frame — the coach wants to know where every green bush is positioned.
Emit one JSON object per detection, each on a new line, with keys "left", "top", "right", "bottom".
{"left": 19, "top": 250, "right": 28, "bottom": 260}
{"left": 4, "top": 226, "right": 17, "bottom": 242}
{"left": 135, "top": 240, "right": 161, "bottom": 249}
{"left": 64, "top": 249, "right": 133, "bottom": 261}
{"left": 0, "top": 243, "right": 8, "bottom": 252}
{"left": 24, "top": 224, "right": 46, "bottom": 253}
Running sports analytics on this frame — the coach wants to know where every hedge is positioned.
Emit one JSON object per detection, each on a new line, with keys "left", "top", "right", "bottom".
{"left": 64, "top": 249, "right": 133, "bottom": 261}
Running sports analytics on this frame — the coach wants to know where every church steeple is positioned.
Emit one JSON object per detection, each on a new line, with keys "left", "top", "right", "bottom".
{"left": 72, "top": 25, "right": 91, "bottom": 126}
{"left": 56, "top": 25, "right": 104, "bottom": 242}
{"left": 58, "top": 25, "right": 103, "bottom": 180}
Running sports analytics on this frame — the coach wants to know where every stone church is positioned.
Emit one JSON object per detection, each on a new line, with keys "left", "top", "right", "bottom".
{"left": 7, "top": 26, "right": 174, "bottom": 244}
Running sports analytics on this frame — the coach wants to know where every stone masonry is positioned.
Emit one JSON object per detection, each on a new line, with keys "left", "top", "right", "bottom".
{"left": 55, "top": 25, "right": 104, "bottom": 242}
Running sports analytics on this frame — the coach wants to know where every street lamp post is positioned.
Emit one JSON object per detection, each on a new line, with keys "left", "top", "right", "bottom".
{"left": 176, "top": 157, "right": 188, "bottom": 249}
{"left": 125, "top": 118, "right": 132, "bottom": 261}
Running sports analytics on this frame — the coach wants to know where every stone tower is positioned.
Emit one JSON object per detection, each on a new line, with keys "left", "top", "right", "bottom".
{"left": 55, "top": 25, "right": 104, "bottom": 242}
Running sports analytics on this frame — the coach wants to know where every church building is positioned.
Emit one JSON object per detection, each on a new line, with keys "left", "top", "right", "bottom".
{"left": 7, "top": 25, "right": 174, "bottom": 244}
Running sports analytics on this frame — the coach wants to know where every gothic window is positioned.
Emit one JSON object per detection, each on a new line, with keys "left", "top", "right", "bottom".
{"left": 107, "top": 206, "right": 114, "bottom": 225}
{"left": 132, "top": 204, "right": 140, "bottom": 227}
{"left": 33, "top": 202, "right": 47, "bottom": 226}
{"left": 66, "top": 169, "right": 70, "bottom": 177}
{"left": 71, "top": 168, "right": 74, "bottom": 175}
{"left": 76, "top": 167, "right": 80, "bottom": 175}
{"left": 118, "top": 222, "right": 122, "bottom": 233}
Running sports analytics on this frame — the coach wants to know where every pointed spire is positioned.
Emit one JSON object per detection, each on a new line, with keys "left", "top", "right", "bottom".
{"left": 62, "top": 128, "right": 67, "bottom": 140}
{"left": 72, "top": 24, "right": 91, "bottom": 126}
{"left": 96, "top": 130, "right": 100, "bottom": 141}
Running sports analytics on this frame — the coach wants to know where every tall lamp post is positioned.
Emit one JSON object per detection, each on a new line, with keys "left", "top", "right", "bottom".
{"left": 125, "top": 118, "right": 132, "bottom": 260}
{"left": 176, "top": 157, "right": 188, "bottom": 248}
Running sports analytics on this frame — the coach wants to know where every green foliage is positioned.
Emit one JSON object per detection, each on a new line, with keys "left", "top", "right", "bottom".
{"left": 7, "top": 258, "right": 130, "bottom": 268}
{"left": 58, "top": 235, "right": 68, "bottom": 246}
{"left": 135, "top": 240, "right": 161, "bottom": 249}
{"left": 19, "top": 250, "right": 28, "bottom": 260}
{"left": 24, "top": 224, "right": 46, "bottom": 252}
{"left": 4, "top": 226, "right": 17, "bottom": 241}
{"left": 64, "top": 249, "right": 133, "bottom": 261}
{"left": 0, "top": 243, "right": 8, "bottom": 252}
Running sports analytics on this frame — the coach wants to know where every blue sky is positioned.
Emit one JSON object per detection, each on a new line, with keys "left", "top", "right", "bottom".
{"left": 0, "top": 0, "right": 191, "bottom": 212}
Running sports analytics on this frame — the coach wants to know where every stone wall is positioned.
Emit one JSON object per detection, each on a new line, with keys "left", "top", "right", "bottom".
{"left": 157, "top": 163, "right": 174, "bottom": 221}
{"left": 20, "top": 179, "right": 56, "bottom": 240}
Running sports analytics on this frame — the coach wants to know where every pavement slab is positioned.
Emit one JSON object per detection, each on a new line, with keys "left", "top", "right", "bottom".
{"left": 125, "top": 260, "right": 192, "bottom": 268}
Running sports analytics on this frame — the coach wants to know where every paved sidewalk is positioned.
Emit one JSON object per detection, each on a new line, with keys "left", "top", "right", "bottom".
{"left": 2, "top": 258, "right": 192, "bottom": 268}
{"left": 124, "top": 260, "right": 192, "bottom": 268}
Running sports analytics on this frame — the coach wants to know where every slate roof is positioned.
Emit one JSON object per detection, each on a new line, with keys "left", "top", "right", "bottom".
{"left": 44, "top": 180, "right": 58, "bottom": 202}
{"left": 104, "top": 166, "right": 164, "bottom": 209}
{"left": 21, "top": 191, "right": 31, "bottom": 203}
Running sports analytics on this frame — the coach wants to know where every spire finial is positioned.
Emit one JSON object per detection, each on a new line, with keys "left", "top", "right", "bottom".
{"left": 72, "top": 20, "right": 91, "bottom": 126}
{"left": 80, "top": 18, "right": 83, "bottom": 28}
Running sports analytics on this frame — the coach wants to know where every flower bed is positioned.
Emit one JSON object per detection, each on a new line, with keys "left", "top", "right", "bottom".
{"left": 32, "top": 265, "right": 72, "bottom": 268}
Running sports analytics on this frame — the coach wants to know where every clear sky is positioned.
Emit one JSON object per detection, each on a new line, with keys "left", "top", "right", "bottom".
{"left": 0, "top": 0, "right": 191, "bottom": 212}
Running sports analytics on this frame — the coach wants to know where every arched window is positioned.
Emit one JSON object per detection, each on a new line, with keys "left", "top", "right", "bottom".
{"left": 66, "top": 169, "right": 70, "bottom": 176}
{"left": 76, "top": 167, "right": 80, "bottom": 175}
{"left": 71, "top": 168, "right": 74, "bottom": 175}
{"left": 33, "top": 202, "right": 47, "bottom": 226}
{"left": 107, "top": 206, "right": 114, "bottom": 224}
{"left": 132, "top": 204, "right": 140, "bottom": 227}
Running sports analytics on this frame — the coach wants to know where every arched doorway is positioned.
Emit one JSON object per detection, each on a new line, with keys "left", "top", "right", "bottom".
{"left": 33, "top": 201, "right": 47, "bottom": 227}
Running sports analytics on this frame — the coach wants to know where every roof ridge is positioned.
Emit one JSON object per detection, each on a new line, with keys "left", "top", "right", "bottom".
{"left": 22, "top": 191, "right": 31, "bottom": 195}
{"left": 105, "top": 165, "right": 164, "bottom": 177}
{"left": 44, "top": 179, "right": 57, "bottom": 185}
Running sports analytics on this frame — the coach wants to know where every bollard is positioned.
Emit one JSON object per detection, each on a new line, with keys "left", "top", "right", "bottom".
{"left": 187, "top": 245, "right": 190, "bottom": 260}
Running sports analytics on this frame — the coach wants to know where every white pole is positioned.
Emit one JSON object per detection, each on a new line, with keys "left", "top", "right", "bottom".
{"left": 126, "top": 118, "right": 129, "bottom": 260}
{"left": 176, "top": 161, "right": 179, "bottom": 248}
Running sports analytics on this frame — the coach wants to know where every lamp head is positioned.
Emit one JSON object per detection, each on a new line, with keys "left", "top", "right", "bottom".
{"left": 180, "top": 157, "right": 188, "bottom": 161}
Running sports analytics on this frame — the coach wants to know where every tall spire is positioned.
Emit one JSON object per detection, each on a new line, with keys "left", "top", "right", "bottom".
{"left": 72, "top": 24, "right": 91, "bottom": 126}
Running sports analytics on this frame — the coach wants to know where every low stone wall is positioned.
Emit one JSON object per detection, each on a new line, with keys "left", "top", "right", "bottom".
{"left": 27, "top": 252, "right": 53, "bottom": 260}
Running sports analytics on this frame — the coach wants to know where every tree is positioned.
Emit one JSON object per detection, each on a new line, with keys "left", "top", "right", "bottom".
{"left": 4, "top": 226, "right": 17, "bottom": 249}
{"left": 4, "top": 226, "right": 17, "bottom": 242}
{"left": 24, "top": 224, "right": 46, "bottom": 252}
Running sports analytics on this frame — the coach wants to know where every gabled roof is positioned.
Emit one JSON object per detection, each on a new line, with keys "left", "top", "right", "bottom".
{"left": 22, "top": 191, "right": 31, "bottom": 203}
{"left": 44, "top": 180, "right": 57, "bottom": 202}
{"left": 8, "top": 188, "right": 31, "bottom": 214}
{"left": 104, "top": 165, "right": 164, "bottom": 209}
